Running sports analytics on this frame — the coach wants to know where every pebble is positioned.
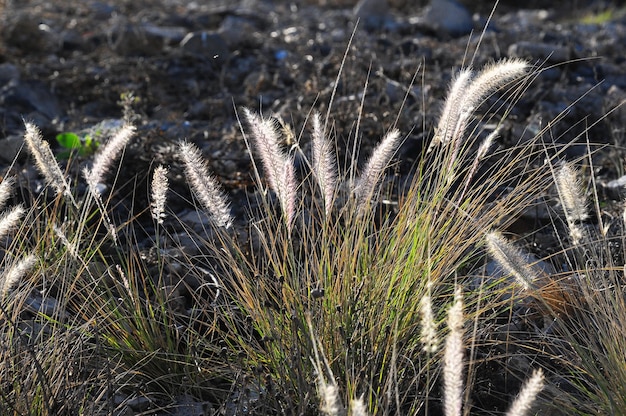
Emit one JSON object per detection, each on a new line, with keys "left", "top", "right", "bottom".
{"left": 24, "top": 294, "right": 67, "bottom": 320}
{"left": 424, "top": 0, "right": 473, "bottom": 37}
{"left": 111, "top": 23, "right": 165, "bottom": 56}
{"left": 508, "top": 41, "right": 571, "bottom": 63}
{"left": 0, "top": 80, "right": 63, "bottom": 134}
{"left": 0, "top": 134, "right": 25, "bottom": 163}
{"left": 0, "top": 63, "right": 20, "bottom": 85}
{"left": 602, "top": 174, "right": 626, "bottom": 200}
{"left": 180, "top": 31, "right": 230, "bottom": 63}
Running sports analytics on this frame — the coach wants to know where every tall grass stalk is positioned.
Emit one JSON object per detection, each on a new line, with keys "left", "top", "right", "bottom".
{"left": 176, "top": 59, "right": 557, "bottom": 414}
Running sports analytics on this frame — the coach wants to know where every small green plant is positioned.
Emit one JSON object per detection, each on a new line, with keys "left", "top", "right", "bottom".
{"left": 55, "top": 131, "right": 100, "bottom": 158}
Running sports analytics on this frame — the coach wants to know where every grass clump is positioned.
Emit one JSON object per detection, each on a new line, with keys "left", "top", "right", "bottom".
{"left": 173, "top": 58, "right": 554, "bottom": 414}
{"left": 3, "top": 52, "right": 617, "bottom": 416}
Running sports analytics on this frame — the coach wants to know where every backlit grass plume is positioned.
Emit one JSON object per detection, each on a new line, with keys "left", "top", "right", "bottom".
{"left": 429, "top": 58, "right": 528, "bottom": 152}
{"left": 24, "top": 122, "right": 74, "bottom": 203}
{"left": 311, "top": 111, "right": 337, "bottom": 217}
{"left": 1, "top": 254, "right": 36, "bottom": 299}
{"left": 555, "top": 162, "right": 588, "bottom": 245}
{"left": 352, "top": 128, "right": 401, "bottom": 211}
{"left": 179, "top": 141, "right": 233, "bottom": 229}
{"left": 150, "top": 164, "right": 169, "bottom": 225}
{"left": 243, "top": 107, "right": 297, "bottom": 230}
{"left": 83, "top": 124, "right": 135, "bottom": 196}
{"left": 485, "top": 231, "right": 537, "bottom": 291}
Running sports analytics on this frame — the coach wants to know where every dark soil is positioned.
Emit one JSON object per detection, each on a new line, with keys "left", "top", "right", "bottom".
{"left": 0, "top": 0, "right": 625, "bottom": 414}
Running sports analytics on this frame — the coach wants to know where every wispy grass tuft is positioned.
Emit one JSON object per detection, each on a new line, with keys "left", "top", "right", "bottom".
{"left": 444, "top": 287, "right": 464, "bottom": 416}
{"left": 311, "top": 111, "right": 338, "bottom": 217}
{"left": 23, "top": 122, "right": 74, "bottom": 203}
{"left": 243, "top": 107, "right": 297, "bottom": 230}
{"left": 555, "top": 162, "right": 588, "bottom": 245}
{"left": 150, "top": 164, "right": 169, "bottom": 225}
{"left": 1, "top": 253, "right": 36, "bottom": 298}
{"left": 352, "top": 128, "right": 401, "bottom": 211}
{"left": 505, "top": 369, "right": 544, "bottom": 416}
{"left": 179, "top": 141, "right": 233, "bottom": 229}
{"left": 83, "top": 124, "right": 135, "bottom": 196}
{"left": 485, "top": 231, "right": 537, "bottom": 290}
{"left": 0, "top": 176, "right": 15, "bottom": 210}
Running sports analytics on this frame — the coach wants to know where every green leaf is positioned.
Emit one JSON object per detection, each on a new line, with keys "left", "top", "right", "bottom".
{"left": 56, "top": 132, "right": 82, "bottom": 149}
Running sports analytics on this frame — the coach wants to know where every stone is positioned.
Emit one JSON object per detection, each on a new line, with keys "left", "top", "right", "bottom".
{"left": 424, "top": 0, "right": 473, "bottom": 37}
{"left": 111, "top": 23, "right": 164, "bottom": 56}
{"left": 508, "top": 41, "right": 571, "bottom": 63}
{"left": 180, "top": 31, "right": 230, "bottom": 63}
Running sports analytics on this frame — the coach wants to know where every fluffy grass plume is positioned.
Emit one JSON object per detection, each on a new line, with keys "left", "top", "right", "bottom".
{"left": 444, "top": 287, "right": 464, "bottom": 416}
{"left": 353, "top": 128, "right": 401, "bottom": 210}
{"left": 83, "top": 124, "right": 135, "bottom": 195}
{"left": 485, "top": 231, "right": 536, "bottom": 290}
{"left": 429, "top": 59, "right": 528, "bottom": 152}
{"left": 419, "top": 281, "right": 439, "bottom": 354}
{"left": 0, "top": 176, "right": 15, "bottom": 210}
{"left": 0, "top": 205, "right": 24, "bottom": 241}
{"left": 555, "top": 162, "right": 588, "bottom": 245}
{"left": 430, "top": 69, "right": 473, "bottom": 151}
{"left": 505, "top": 369, "right": 544, "bottom": 416}
{"left": 243, "top": 107, "right": 297, "bottom": 230}
{"left": 150, "top": 164, "right": 169, "bottom": 224}
{"left": 24, "top": 122, "right": 73, "bottom": 201}
{"left": 179, "top": 141, "right": 233, "bottom": 228}
{"left": 1, "top": 254, "right": 36, "bottom": 298}
{"left": 311, "top": 111, "right": 337, "bottom": 216}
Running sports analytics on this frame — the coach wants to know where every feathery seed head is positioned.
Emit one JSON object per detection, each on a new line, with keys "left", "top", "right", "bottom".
{"left": 430, "top": 59, "right": 528, "bottom": 152}
{"left": 477, "top": 128, "right": 499, "bottom": 160}
{"left": 430, "top": 68, "right": 473, "bottom": 151}
{"left": 350, "top": 396, "right": 369, "bottom": 416}
{"left": 179, "top": 142, "right": 233, "bottom": 229}
{"left": 353, "top": 129, "right": 401, "bottom": 209}
{"left": 84, "top": 124, "right": 135, "bottom": 195}
{"left": 419, "top": 284, "right": 439, "bottom": 354}
{"left": 0, "top": 205, "right": 25, "bottom": 240}
{"left": 243, "top": 108, "right": 297, "bottom": 230}
{"left": 24, "top": 122, "right": 73, "bottom": 200}
{"left": 1, "top": 254, "right": 37, "bottom": 298}
{"left": 444, "top": 286, "right": 464, "bottom": 416}
{"left": 464, "top": 59, "right": 529, "bottom": 111}
{"left": 151, "top": 165, "right": 169, "bottom": 224}
{"left": 485, "top": 231, "right": 536, "bottom": 291}
{"left": 556, "top": 162, "right": 588, "bottom": 223}
{"left": 311, "top": 112, "right": 338, "bottom": 216}
{"left": 505, "top": 369, "right": 544, "bottom": 416}
{"left": 318, "top": 380, "right": 341, "bottom": 416}
{"left": 0, "top": 176, "right": 15, "bottom": 211}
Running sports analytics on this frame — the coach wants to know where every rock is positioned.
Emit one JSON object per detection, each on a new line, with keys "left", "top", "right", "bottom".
{"left": 111, "top": 23, "right": 164, "bottom": 56}
{"left": 602, "top": 174, "right": 626, "bottom": 200}
{"left": 354, "top": 0, "right": 388, "bottom": 16}
{"left": 2, "top": 12, "right": 57, "bottom": 53}
{"left": 0, "top": 63, "right": 20, "bottom": 85}
{"left": 424, "top": 0, "right": 473, "bottom": 37}
{"left": 508, "top": 41, "right": 571, "bottom": 63}
{"left": 219, "top": 16, "right": 259, "bottom": 48}
{"left": 142, "top": 24, "right": 187, "bottom": 45}
{"left": 0, "top": 80, "right": 63, "bottom": 134}
{"left": 24, "top": 294, "right": 68, "bottom": 321}
{"left": 0, "top": 134, "right": 26, "bottom": 163}
{"left": 180, "top": 31, "right": 230, "bottom": 63}
{"left": 170, "top": 394, "right": 213, "bottom": 416}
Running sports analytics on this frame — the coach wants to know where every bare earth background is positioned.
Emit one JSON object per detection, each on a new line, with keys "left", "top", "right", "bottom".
{"left": 0, "top": 0, "right": 625, "bottom": 414}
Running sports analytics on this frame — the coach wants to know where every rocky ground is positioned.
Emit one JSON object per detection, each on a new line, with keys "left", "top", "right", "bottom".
{"left": 1, "top": 0, "right": 625, "bottom": 414}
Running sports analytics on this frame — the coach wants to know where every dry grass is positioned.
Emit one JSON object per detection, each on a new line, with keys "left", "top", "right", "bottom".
{"left": 0, "top": 51, "right": 622, "bottom": 416}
